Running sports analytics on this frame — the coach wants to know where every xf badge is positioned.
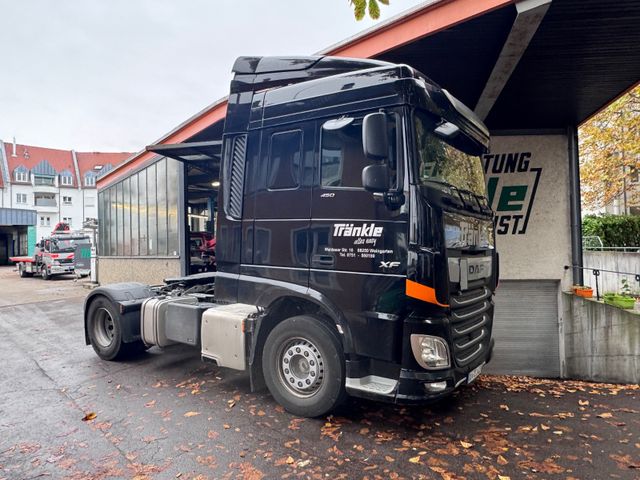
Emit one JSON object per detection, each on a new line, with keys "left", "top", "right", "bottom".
{"left": 379, "top": 261, "right": 401, "bottom": 269}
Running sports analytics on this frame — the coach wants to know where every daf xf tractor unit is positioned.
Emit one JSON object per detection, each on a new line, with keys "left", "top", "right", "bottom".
{"left": 84, "top": 56, "right": 498, "bottom": 417}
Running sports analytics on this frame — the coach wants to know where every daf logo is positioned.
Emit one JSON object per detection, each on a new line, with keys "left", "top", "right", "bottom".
{"left": 379, "top": 261, "right": 401, "bottom": 269}
{"left": 469, "top": 264, "right": 485, "bottom": 275}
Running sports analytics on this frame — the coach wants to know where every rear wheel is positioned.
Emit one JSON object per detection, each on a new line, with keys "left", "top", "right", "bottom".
{"left": 18, "top": 264, "right": 32, "bottom": 278}
{"left": 87, "top": 296, "right": 144, "bottom": 361}
{"left": 262, "top": 315, "right": 346, "bottom": 417}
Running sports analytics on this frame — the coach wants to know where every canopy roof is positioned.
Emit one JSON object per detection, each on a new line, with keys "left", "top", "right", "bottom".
{"left": 99, "top": 0, "right": 640, "bottom": 187}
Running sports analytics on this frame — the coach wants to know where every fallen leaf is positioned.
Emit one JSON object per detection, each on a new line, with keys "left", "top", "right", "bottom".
{"left": 184, "top": 411, "right": 200, "bottom": 417}
{"left": 144, "top": 400, "right": 156, "bottom": 408}
{"left": 227, "top": 400, "right": 236, "bottom": 408}
{"left": 81, "top": 412, "right": 97, "bottom": 421}
{"left": 286, "top": 456, "right": 295, "bottom": 464}
{"left": 385, "top": 456, "right": 395, "bottom": 462}
{"left": 498, "top": 476, "right": 511, "bottom": 480}
{"left": 500, "top": 405, "right": 509, "bottom": 411}
{"left": 223, "top": 424, "right": 231, "bottom": 429}
{"left": 297, "top": 459, "right": 311, "bottom": 468}
{"left": 578, "top": 399, "right": 589, "bottom": 406}
{"left": 497, "top": 455, "right": 508, "bottom": 465}
{"left": 409, "top": 456, "right": 421, "bottom": 464}
{"left": 597, "top": 412, "right": 613, "bottom": 418}
{"left": 540, "top": 424, "right": 550, "bottom": 431}
{"left": 460, "top": 441, "right": 473, "bottom": 449}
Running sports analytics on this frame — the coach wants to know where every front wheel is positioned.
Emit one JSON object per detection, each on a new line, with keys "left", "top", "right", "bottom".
{"left": 87, "top": 296, "right": 144, "bottom": 361}
{"left": 262, "top": 315, "right": 346, "bottom": 417}
{"left": 41, "top": 267, "right": 50, "bottom": 280}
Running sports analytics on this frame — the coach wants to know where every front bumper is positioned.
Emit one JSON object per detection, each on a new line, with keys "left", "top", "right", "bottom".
{"left": 49, "top": 265, "right": 74, "bottom": 275}
{"left": 395, "top": 336, "right": 493, "bottom": 403}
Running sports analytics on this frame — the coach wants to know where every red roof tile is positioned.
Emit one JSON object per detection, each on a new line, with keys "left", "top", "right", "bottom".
{"left": 4, "top": 142, "right": 75, "bottom": 184}
{"left": 76, "top": 151, "right": 132, "bottom": 180}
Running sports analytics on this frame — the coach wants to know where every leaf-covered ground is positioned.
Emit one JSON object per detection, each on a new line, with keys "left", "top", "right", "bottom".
{"left": 0, "top": 271, "right": 638, "bottom": 479}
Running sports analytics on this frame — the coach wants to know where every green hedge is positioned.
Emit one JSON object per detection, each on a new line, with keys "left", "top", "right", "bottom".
{"left": 582, "top": 214, "right": 640, "bottom": 247}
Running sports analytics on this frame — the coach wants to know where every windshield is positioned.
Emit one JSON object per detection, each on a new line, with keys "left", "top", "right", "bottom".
{"left": 413, "top": 110, "right": 487, "bottom": 197}
{"left": 51, "top": 239, "right": 77, "bottom": 253}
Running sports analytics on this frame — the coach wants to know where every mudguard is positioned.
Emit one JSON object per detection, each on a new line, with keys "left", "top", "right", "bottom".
{"left": 84, "top": 283, "right": 156, "bottom": 344}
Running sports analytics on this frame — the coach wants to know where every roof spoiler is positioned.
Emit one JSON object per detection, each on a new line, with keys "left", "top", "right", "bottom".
{"left": 230, "top": 56, "right": 392, "bottom": 94}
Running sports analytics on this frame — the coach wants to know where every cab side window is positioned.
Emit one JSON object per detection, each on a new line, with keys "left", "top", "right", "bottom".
{"left": 268, "top": 130, "right": 302, "bottom": 190}
{"left": 321, "top": 116, "right": 397, "bottom": 189}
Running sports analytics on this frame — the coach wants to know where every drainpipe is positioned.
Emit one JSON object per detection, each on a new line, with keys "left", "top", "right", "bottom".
{"left": 568, "top": 125, "right": 583, "bottom": 285}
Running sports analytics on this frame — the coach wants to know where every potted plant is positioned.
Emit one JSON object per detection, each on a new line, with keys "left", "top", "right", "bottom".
{"left": 572, "top": 285, "right": 593, "bottom": 298}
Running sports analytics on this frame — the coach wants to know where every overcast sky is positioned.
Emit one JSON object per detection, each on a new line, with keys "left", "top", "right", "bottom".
{"left": 0, "top": 0, "right": 426, "bottom": 152}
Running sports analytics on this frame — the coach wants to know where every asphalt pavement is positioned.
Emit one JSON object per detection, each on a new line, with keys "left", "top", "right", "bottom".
{"left": 0, "top": 266, "right": 638, "bottom": 480}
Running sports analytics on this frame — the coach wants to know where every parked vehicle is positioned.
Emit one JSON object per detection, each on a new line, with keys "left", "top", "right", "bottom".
{"left": 11, "top": 233, "right": 91, "bottom": 280}
{"left": 84, "top": 56, "right": 498, "bottom": 417}
{"left": 190, "top": 232, "right": 216, "bottom": 273}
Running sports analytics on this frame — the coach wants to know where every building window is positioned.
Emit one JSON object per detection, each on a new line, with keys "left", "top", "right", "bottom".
{"left": 34, "top": 194, "right": 56, "bottom": 207}
{"left": 16, "top": 193, "right": 27, "bottom": 204}
{"left": 98, "top": 158, "right": 179, "bottom": 258}
{"left": 40, "top": 216, "right": 51, "bottom": 227}
{"left": 63, "top": 217, "right": 72, "bottom": 227}
{"left": 14, "top": 171, "right": 28, "bottom": 183}
{"left": 85, "top": 196, "right": 96, "bottom": 207}
{"left": 85, "top": 175, "right": 96, "bottom": 187}
{"left": 60, "top": 175, "right": 73, "bottom": 186}
{"left": 63, "top": 196, "right": 72, "bottom": 205}
{"left": 34, "top": 175, "right": 54, "bottom": 186}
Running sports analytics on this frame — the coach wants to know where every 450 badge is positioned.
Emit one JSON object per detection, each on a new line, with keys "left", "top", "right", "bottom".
{"left": 483, "top": 152, "right": 542, "bottom": 235}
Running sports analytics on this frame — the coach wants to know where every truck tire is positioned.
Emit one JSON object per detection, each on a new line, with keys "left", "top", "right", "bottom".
{"left": 19, "top": 264, "right": 32, "bottom": 278}
{"left": 41, "top": 267, "right": 50, "bottom": 280}
{"left": 262, "top": 315, "right": 346, "bottom": 417}
{"left": 87, "top": 296, "right": 145, "bottom": 361}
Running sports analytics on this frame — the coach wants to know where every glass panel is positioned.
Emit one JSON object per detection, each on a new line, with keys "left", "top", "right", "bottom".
{"left": 156, "top": 159, "right": 168, "bottom": 255}
{"left": 109, "top": 187, "right": 117, "bottom": 256}
{"left": 167, "top": 159, "right": 180, "bottom": 256}
{"left": 414, "top": 110, "right": 486, "bottom": 196}
{"left": 98, "top": 190, "right": 105, "bottom": 256}
{"left": 147, "top": 163, "right": 157, "bottom": 256}
{"left": 268, "top": 131, "right": 302, "bottom": 189}
{"left": 321, "top": 117, "right": 398, "bottom": 189}
{"left": 122, "top": 177, "right": 131, "bottom": 256}
{"left": 116, "top": 182, "right": 124, "bottom": 256}
{"left": 139, "top": 169, "right": 148, "bottom": 256}
{"left": 130, "top": 173, "right": 139, "bottom": 256}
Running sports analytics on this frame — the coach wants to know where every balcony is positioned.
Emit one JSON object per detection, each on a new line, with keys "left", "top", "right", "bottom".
{"left": 34, "top": 196, "right": 58, "bottom": 213}
{"left": 32, "top": 184, "right": 58, "bottom": 194}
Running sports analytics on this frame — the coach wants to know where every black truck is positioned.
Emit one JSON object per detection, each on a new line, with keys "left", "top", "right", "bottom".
{"left": 84, "top": 56, "right": 497, "bottom": 417}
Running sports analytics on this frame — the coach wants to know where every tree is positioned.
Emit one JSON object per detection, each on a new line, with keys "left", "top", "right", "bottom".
{"left": 579, "top": 85, "right": 640, "bottom": 213}
{"left": 350, "top": 0, "right": 389, "bottom": 20}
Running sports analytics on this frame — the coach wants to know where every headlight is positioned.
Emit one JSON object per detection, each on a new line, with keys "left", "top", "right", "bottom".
{"left": 410, "top": 334, "right": 450, "bottom": 369}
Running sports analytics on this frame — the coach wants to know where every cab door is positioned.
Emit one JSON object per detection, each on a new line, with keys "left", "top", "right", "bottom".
{"left": 244, "top": 123, "right": 315, "bottom": 287}
{"left": 308, "top": 111, "right": 408, "bottom": 361}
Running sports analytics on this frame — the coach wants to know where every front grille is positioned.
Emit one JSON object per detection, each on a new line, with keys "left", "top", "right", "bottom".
{"left": 449, "top": 286, "right": 492, "bottom": 367}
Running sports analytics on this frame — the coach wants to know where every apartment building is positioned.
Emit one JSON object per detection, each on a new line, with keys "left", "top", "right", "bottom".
{"left": 0, "top": 139, "right": 131, "bottom": 262}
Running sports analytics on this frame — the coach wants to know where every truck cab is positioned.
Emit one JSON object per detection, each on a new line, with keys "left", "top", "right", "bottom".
{"left": 85, "top": 56, "right": 497, "bottom": 417}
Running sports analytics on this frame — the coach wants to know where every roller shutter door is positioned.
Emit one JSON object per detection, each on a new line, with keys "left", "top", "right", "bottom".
{"left": 485, "top": 280, "right": 560, "bottom": 377}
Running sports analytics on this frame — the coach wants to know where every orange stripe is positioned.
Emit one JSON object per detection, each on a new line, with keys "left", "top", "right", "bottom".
{"left": 405, "top": 279, "right": 449, "bottom": 307}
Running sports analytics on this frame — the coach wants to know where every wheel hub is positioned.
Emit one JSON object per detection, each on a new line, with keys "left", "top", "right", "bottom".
{"left": 279, "top": 338, "right": 324, "bottom": 397}
{"left": 93, "top": 307, "right": 115, "bottom": 348}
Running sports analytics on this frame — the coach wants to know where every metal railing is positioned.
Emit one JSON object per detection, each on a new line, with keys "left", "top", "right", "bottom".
{"left": 565, "top": 265, "right": 640, "bottom": 300}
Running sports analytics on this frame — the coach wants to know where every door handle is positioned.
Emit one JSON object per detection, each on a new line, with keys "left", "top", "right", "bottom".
{"left": 312, "top": 255, "right": 334, "bottom": 267}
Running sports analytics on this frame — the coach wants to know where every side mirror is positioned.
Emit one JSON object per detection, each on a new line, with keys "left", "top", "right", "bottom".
{"left": 362, "top": 164, "right": 390, "bottom": 192}
{"left": 362, "top": 112, "right": 388, "bottom": 160}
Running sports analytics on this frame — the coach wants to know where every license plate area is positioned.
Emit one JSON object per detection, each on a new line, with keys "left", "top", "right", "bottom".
{"left": 467, "top": 363, "right": 483, "bottom": 384}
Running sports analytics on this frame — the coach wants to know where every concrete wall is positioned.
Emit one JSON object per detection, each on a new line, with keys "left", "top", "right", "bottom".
{"left": 583, "top": 251, "right": 640, "bottom": 295}
{"left": 97, "top": 257, "right": 181, "bottom": 285}
{"left": 563, "top": 293, "right": 639, "bottom": 384}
